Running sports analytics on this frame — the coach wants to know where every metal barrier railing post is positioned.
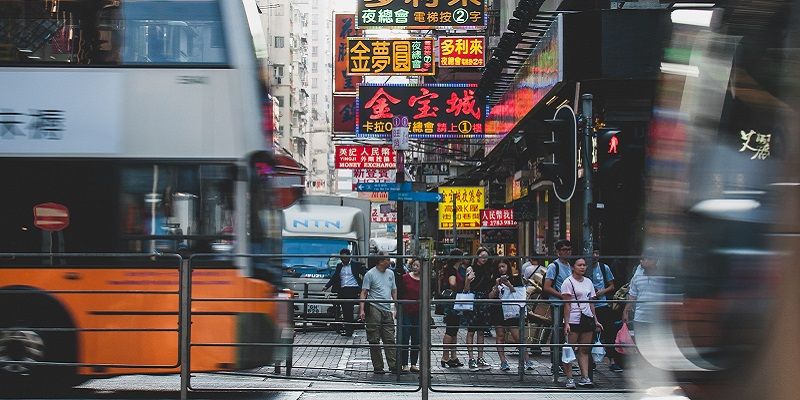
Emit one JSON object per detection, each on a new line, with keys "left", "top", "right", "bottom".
{"left": 179, "top": 257, "right": 191, "bottom": 400}
{"left": 517, "top": 303, "right": 525, "bottom": 382}
{"left": 551, "top": 304, "right": 562, "bottom": 384}
{"left": 420, "top": 256, "right": 431, "bottom": 400}
{"left": 303, "top": 282, "right": 309, "bottom": 332}
{"left": 395, "top": 304, "right": 402, "bottom": 380}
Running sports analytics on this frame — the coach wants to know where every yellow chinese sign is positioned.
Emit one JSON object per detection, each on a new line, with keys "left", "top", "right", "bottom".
{"left": 347, "top": 38, "right": 435, "bottom": 75}
{"left": 438, "top": 186, "right": 485, "bottom": 230}
{"left": 438, "top": 36, "right": 485, "bottom": 67}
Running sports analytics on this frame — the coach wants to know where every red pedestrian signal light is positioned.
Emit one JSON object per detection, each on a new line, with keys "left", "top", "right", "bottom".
{"left": 608, "top": 133, "right": 619, "bottom": 155}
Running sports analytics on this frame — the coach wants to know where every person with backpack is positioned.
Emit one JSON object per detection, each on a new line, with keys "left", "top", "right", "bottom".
{"left": 587, "top": 248, "right": 623, "bottom": 372}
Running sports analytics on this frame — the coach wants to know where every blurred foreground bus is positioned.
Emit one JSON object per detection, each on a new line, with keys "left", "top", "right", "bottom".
{"left": 0, "top": 0, "right": 297, "bottom": 389}
{"left": 640, "top": 2, "right": 800, "bottom": 399}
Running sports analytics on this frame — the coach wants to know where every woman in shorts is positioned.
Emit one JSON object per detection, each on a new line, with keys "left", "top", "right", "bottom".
{"left": 561, "top": 257, "right": 603, "bottom": 388}
{"left": 489, "top": 258, "right": 535, "bottom": 371}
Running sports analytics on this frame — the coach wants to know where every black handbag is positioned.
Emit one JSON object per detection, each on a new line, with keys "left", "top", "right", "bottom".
{"left": 568, "top": 277, "right": 597, "bottom": 331}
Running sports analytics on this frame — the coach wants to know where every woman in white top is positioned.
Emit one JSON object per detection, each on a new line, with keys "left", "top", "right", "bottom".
{"left": 561, "top": 258, "right": 603, "bottom": 389}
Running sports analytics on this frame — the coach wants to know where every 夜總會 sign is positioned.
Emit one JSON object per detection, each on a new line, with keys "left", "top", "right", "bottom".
{"left": 335, "top": 145, "right": 397, "bottom": 169}
{"left": 480, "top": 209, "right": 518, "bottom": 228}
{"left": 438, "top": 36, "right": 485, "bottom": 68}
{"left": 347, "top": 38, "right": 435, "bottom": 76}
{"left": 438, "top": 186, "right": 485, "bottom": 230}
{"left": 357, "top": 0, "right": 487, "bottom": 30}
{"left": 356, "top": 84, "right": 486, "bottom": 139}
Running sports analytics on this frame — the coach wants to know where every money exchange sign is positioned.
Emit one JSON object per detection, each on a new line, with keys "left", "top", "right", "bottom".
{"left": 438, "top": 187, "right": 485, "bottom": 230}
{"left": 347, "top": 38, "right": 435, "bottom": 76}
{"left": 480, "top": 209, "right": 518, "bottom": 228}
{"left": 357, "top": 0, "right": 487, "bottom": 29}
{"left": 334, "top": 145, "right": 397, "bottom": 169}
{"left": 438, "top": 36, "right": 485, "bottom": 67}
{"left": 356, "top": 84, "right": 486, "bottom": 139}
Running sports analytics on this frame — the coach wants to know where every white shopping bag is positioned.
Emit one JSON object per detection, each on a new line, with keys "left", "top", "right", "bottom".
{"left": 562, "top": 342, "right": 576, "bottom": 364}
{"left": 592, "top": 335, "right": 606, "bottom": 363}
{"left": 453, "top": 292, "right": 475, "bottom": 311}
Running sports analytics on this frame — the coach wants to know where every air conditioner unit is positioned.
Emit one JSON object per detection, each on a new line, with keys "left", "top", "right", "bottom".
{"left": 275, "top": 77, "right": 282, "bottom": 84}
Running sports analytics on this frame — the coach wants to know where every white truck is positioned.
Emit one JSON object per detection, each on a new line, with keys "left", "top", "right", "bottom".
{"left": 281, "top": 196, "right": 371, "bottom": 318}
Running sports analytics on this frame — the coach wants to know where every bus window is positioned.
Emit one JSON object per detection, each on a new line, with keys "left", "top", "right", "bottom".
{"left": 0, "top": 0, "right": 227, "bottom": 65}
{"left": 120, "top": 164, "right": 236, "bottom": 254}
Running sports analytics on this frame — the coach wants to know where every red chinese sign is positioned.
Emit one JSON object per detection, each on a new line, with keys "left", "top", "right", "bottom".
{"left": 333, "top": 95, "right": 357, "bottom": 132}
{"left": 334, "top": 14, "right": 362, "bottom": 93}
{"left": 481, "top": 209, "right": 518, "bottom": 228}
{"left": 334, "top": 145, "right": 397, "bottom": 169}
{"left": 356, "top": 84, "right": 485, "bottom": 139}
{"left": 438, "top": 36, "right": 485, "bottom": 68}
{"left": 371, "top": 207, "right": 398, "bottom": 223}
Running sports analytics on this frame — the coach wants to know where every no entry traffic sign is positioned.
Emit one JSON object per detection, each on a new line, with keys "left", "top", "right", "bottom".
{"left": 33, "top": 202, "right": 70, "bottom": 232}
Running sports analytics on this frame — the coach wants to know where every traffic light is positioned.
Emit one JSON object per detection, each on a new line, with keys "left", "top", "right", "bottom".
{"left": 539, "top": 105, "right": 577, "bottom": 202}
{"left": 596, "top": 128, "right": 623, "bottom": 188}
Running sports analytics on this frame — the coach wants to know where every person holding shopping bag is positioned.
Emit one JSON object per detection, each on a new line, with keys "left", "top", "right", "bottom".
{"left": 561, "top": 258, "right": 603, "bottom": 389}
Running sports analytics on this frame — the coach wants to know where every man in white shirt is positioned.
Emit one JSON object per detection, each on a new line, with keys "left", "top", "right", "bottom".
{"left": 323, "top": 248, "right": 365, "bottom": 336}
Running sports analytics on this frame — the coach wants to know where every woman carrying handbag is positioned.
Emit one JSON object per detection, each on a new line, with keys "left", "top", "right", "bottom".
{"left": 561, "top": 257, "right": 603, "bottom": 389}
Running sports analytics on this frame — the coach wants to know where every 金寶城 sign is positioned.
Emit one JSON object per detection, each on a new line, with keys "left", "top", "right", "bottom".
{"left": 334, "top": 145, "right": 397, "bottom": 169}
{"left": 438, "top": 187, "right": 485, "bottom": 230}
{"left": 356, "top": 84, "right": 486, "bottom": 139}
{"left": 357, "top": 0, "right": 487, "bottom": 29}
{"left": 438, "top": 36, "right": 485, "bottom": 68}
{"left": 347, "top": 38, "right": 435, "bottom": 75}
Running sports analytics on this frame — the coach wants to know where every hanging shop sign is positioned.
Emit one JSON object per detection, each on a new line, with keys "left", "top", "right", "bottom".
{"left": 480, "top": 229, "right": 518, "bottom": 245}
{"left": 480, "top": 209, "right": 518, "bottom": 228}
{"left": 352, "top": 169, "right": 397, "bottom": 190}
{"left": 335, "top": 145, "right": 397, "bottom": 169}
{"left": 333, "top": 95, "right": 357, "bottom": 133}
{"left": 484, "top": 14, "right": 563, "bottom": 155}
{"left": 356, "top": 0, "right": 487, "bottom": 30}
{"left": 356, "top": 84, "right": 486, "bottom": 139}
{"left": 347, "top": 38, "right": 435, "bottom": 76}
{"left": 371, "top": 204, "right": 398, "bottom": 223}
{"left": 438, "top": 186, "right": 485, "bottom": 230}
{"left": 438, "top": 36, "right": 485, "bottom": 68}
{"left": 333, "top": 13, "right": 362, "bottom": 93}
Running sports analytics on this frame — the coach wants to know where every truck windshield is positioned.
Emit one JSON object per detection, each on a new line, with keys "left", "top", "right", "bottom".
{"left": 282, "top": 238, "right": 352, "bottom": 279}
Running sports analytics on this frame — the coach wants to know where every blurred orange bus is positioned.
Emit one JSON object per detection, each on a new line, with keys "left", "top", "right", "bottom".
{"left": 0, "top": 0, "right": 296, "bottom": 388}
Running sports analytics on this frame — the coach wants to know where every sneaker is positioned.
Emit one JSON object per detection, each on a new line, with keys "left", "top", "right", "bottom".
{"left": 477, "top": 357, "right": 492, "bottom": 371}
{"left": 577, "top": 377, "right": 594, "bottom": 387}
{"left": 609, "top": 363, "right": 624, "bottom": 373}
{"left": 483, "top": 330, "right": 493, "bottom": 337}
{"left": 409, "top": 365, "right": 420, "bottom": 373}
{"left": 500, "top": 361, "right": 511, "bottom": 371}
{"left": 401, "top": 365, "right": 410, "bottom": 373}
{"left": 565, "top": 378, "right": 576, "bottom": 389}
{"left": 525, "top": 360, "right": 535, "bottom": 370}
{"left": 468, "top": 359, "right": 478, "bottom": 371}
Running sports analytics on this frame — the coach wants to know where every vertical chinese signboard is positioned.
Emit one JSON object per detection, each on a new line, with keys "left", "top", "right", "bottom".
{"left": 356, "top": 84, "right": 486, "bottom": 139}
{"left": 334, "top": 13, "right": 362, "bottom": 93}
{"left": 438, "top": 36, "right": 485, "bottom": 67}
{"left": 347, "top": 38, "right": 435, "bottom": 75}
{"left": 357, "top": 0, "right": 487, "bottom": 30}
{"left": 333, "top": 96, "right": 357, "bottom": 133}
{"left": 438, "top": 187, "right": 485, "bottom": 230}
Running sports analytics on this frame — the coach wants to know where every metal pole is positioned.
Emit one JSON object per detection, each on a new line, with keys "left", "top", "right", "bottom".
{"left": 414, "top": 202, "right": 420, "bottom": 255}
{"left": 397, "top": 151, "right": 405, "bottom": 259}
{"left": 303, "top": 282, "right": 309, "bottom": 332}
{"left": 518, "top": 304, "right": 525, "bottom": 382}
{"left": 420, "top": 256, "right": 431, "bottom": 400}
{"left": 551, "top": 305, "right": 561, "bottom": 384}
{"left": 179, "top": 259, "right": 191, "bottom": 400}
{"left": 581, "top": 93, "right": 594, "bottom": 258}
{"left": 451, "top": 195, "right": 457, "bottom": 249}
{"left": 396, "top": 304, "right": 402, "bottom": 380}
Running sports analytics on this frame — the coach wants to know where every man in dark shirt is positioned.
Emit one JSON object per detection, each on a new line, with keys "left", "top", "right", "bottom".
{"left": 324, "top": 248, "right": 366, "bottom": 336}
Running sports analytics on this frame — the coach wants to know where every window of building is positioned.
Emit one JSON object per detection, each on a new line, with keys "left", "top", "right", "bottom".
{"left": 311, "top": 46, "right": 318, "bottom": 57}
{"left": 311, "top": 62, "right": 318, "bottom": 73}
{"left": 312, "top": 78, "right": 318, "bottom": 88}
{"left": 273, "top": 64, "right": 284, "bottom": 77}
{"left": 274, "top": 36, "right": 285, "bottom": 48}
{"left": 276, "top": 96, "right": 285, "bottom": 107}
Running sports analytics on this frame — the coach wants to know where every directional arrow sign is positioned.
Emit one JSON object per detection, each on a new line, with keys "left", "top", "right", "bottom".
{"left": 356, "top": 182, "right": 412, "bottom": 192}
{"left": 388, "top": 191, "right": 443, "bottom": 203}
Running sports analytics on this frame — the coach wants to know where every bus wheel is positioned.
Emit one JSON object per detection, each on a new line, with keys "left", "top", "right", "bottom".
{"left": 0, "top": 288, "right": 79, "bottom": 391}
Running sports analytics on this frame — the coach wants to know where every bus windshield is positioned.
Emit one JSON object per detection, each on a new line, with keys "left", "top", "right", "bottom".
{"left": 0, "top": 0, "right": 227, "bottom": 65}
{"left": 282, "top": 238, "right": 353, "bottom": 279}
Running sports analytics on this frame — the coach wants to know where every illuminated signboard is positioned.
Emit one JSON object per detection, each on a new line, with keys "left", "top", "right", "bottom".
{"left": 356, "top": 83, "right": 486, "bottom": 139}
{"left": 438, "top": 36, "right": 485, "bottom": 68}
{"left": 356, "top": 0, "right": 487, "bottom": 30}
{"left": 438, "top": 187, "right": 485, "bottom": 230}
{"left": 333, "top": 95, "right": 357, "bottom": 133}
{"left": 347, "top": 38, "right": 435, "bottom": 76}
{"left": 334, "top": 145, "right": 397, "bottom": 169}
{"left": 484, "top": 14, "right": 563, "bottom": 155}
{"left": 333, "top": 13, "right": 362, "bottom": 93}
{"left": 480, "top": 209, "right": 518, "bottom": 228}
{"left": 352, "top": 169, "right": 396, "bottom": 190}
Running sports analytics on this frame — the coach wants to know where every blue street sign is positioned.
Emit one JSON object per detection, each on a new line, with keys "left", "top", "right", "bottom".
{"left": 356, "top": 182, "right": 412, "bottom": 192}
{"left": 388, "top": 191, "right": 443, "bottom": 203}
